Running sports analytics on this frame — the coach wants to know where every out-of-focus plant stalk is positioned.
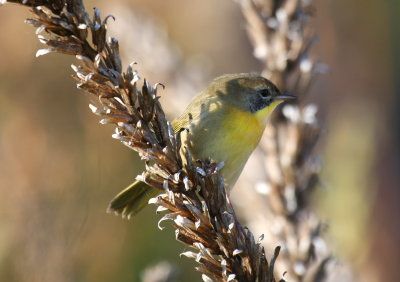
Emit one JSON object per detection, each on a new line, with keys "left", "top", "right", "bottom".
{"left": 3, "top": 0, "right": 282, "bottom": 280}
{"left": 236, "top": 0, "right": 341, "bottom": 281}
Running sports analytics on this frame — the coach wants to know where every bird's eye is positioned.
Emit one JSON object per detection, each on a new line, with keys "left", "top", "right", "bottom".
{"left": 259, "top": 89, "right": 270, "bottom": 98}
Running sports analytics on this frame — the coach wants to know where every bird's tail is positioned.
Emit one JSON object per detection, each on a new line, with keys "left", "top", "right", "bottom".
{"left": 107, "top": 180, "right": 159, "bottom": 218}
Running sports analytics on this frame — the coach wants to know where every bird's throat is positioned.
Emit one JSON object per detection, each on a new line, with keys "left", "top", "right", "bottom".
{"left": 254, "top": 100, "right": 282, "bottom": 126}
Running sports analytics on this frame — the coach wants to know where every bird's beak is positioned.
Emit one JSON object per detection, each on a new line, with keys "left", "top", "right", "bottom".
{"left": 275, "top": 94, "right": 297, "bottom": 101}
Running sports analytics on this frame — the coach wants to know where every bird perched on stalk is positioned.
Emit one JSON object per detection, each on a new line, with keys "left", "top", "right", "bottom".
{"left": 108, "top": 73, "right": 295, "bottom": 218}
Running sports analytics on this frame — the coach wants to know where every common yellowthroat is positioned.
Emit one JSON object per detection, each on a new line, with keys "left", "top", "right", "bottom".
{"left": 108, "top": 73, "right": 294, "bottom": 217}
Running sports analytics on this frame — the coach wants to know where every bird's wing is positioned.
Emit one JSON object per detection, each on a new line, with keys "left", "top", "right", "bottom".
{"left": 171, "top": 93, "right": 212, "bottom": 133}
{"left": 171, "top": 111, "right": 194, "bottom": 132}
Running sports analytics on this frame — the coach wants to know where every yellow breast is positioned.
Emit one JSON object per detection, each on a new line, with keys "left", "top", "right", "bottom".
{"left": 181, "top": 105, "right": 265, "bottom": 188}
{"left": 179, "top": 99, "right": 281, "bottom": 189}
{"left": 221, "top": 106, "right": 264, "bottom": 152}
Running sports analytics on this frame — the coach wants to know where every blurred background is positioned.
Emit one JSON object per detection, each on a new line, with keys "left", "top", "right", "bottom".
{"left": 0, "top": 0, "right": 399, "bottom": 281}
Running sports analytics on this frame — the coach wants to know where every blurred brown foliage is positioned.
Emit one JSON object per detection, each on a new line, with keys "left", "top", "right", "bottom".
{"left": 0, "top": 0, "right": 399, "bottom": 281}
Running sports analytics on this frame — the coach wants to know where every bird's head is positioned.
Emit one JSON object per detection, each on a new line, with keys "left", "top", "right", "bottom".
{"left": 208, "top": 73, "right": 295, "bottom": 121}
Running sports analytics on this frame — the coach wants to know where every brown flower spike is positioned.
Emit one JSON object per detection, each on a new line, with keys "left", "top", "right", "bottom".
{"left": 4, "top": 0, "right": 283, "bottom": 281}
{"left": 235, "top": 1, "right": 353, "bottom": 281}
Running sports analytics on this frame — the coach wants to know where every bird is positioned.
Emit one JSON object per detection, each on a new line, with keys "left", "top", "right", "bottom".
{"left": 108, "top": 73, "right": 295, "bottom": 218}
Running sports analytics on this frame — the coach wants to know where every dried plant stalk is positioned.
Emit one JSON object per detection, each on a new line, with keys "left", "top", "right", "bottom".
{"left": 236, "top": 0, "right": 339, "bottom": 281}
{"left": 3, "top": 0, "right": 282, "bottom": 281}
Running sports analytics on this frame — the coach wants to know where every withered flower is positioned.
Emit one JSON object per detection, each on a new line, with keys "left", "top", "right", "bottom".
{"left": 4, "top": 0, "right": 283, "bottom": 280}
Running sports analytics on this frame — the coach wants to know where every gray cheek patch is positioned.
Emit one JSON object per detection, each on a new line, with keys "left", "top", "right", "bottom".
{"left": 248, "top": 95, "right": 272, "bottom": 113}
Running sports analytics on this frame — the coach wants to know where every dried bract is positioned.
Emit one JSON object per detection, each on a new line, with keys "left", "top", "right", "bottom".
{"left": 236, "top": 1, "right": 348, "bottom": 281}
{"left": 6, "top": 0, "right": 282, "bottom": 280}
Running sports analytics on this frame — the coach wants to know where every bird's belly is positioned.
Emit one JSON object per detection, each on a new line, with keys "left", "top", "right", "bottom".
{"left": 183, "top": 107, "right": 264, "bottom": 188}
